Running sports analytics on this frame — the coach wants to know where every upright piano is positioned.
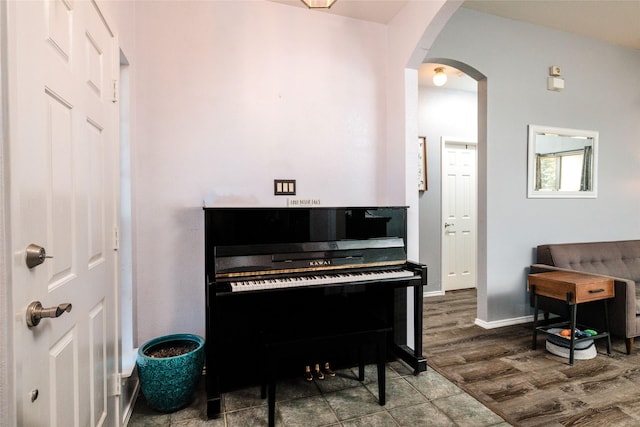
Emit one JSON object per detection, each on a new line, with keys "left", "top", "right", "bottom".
{"left": 204, "top": 206, "right": 427, "bottom": 417}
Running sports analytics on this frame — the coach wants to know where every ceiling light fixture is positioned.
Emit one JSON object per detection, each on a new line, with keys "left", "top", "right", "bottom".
{"left": 433, "top": 67, "right": 447, "bottom": 87}
{"left": 300, "top": 0, "right": 337, "bottom": 8}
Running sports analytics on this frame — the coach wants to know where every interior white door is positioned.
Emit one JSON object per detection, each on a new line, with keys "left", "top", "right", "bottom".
{"left": 442, "top": 139, "right": 477, "bottom": 291}
{"left": 8, "top": 1, "right": 118, "bottom": 425}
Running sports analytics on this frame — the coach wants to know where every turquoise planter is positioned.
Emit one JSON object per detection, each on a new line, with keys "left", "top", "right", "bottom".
{"left": 137, "top": 333, "right": 205, "bottom": 412}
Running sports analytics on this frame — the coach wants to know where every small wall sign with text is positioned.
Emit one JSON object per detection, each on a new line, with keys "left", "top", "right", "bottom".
{"left": 287, "top": 199, "right": 321, "bottom": 207}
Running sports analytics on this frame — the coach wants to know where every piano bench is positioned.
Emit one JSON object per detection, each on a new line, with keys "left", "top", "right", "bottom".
{"left": 259, "top": 325, "right": 391, "bottom": 427}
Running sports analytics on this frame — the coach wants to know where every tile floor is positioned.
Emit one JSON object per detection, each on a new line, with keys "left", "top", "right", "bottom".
{"left": 128, "top": 360, "right": 510, "bottom": 426}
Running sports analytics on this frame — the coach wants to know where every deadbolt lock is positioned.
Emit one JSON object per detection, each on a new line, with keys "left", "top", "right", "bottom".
{"left": 25, "top": 244, "right": 53, "bottom": 269}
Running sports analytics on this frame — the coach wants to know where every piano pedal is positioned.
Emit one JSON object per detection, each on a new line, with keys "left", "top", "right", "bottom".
{"left": 323, "top": 362, "right": 336, "bottom": 377}
{"left": 314, "top": 363, "right": 325, "bottom": 380}
{"left": 304, "top": 365, "right": 313, "bottom": 382}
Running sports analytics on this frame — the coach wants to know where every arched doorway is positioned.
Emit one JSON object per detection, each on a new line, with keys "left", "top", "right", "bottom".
{"left": 415, "top": 57, "right": 488, "bottom": 321}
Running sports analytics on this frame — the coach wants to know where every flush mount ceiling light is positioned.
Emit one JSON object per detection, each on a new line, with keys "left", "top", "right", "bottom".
{"left": 433, "top": 67, "right": 447, "bottom": 87}
{"left": 300, "top": 0, "right": 337, "bottom": 8}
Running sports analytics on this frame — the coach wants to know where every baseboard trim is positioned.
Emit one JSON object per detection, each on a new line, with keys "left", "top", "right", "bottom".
{"left": 423, "top": 290, "right": 445, "bottom": 298}
{"left": 121, "top": 368, "right": 139, "bottom": 427}
{"left": 419, "top": 291, "right": 534, "bottom": 329}
{"left": 475, "top": 315, "right": 533, "bottom": 329}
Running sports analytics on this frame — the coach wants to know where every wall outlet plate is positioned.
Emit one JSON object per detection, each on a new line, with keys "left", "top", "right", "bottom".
{"left": 274, "top": 179, "right": 296, "bottom": 195}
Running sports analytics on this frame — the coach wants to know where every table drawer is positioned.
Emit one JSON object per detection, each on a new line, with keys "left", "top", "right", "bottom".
{"left": 575, "top": 279, "right": 614, "bottom": 303}
{"left": 528, "top": 271, "right": 615, "bottom": 304}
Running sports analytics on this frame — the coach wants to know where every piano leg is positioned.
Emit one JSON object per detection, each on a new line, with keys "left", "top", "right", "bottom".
{"left": 412, "top": 282, "right": 426, "bottom": 375}
{"left": 357, "top": 347, "right": 365, "bottom": 381}
{"left": 377, "top": 330, "right": 387, "bottom": 406}
{"left": 206, "top": 396, "right": 221, "bottom": 419}
{"left": 268, "top": 381, "right": 276, "bottom": 427}
{"left": 392, "top": 282, "right": 427, "bottom": 375}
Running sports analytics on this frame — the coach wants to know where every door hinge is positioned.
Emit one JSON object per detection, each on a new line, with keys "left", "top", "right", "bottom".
{"left": 112, "top": 79, "right": 118, "bottom": 103}
{"left": 113, "top": 226, "right": 119, "bottom": 251}
{"left": 108, "top": 373, "right": 122, "bottom": 396}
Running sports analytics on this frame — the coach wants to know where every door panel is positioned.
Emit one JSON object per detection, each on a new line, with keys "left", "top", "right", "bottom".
{"left": 47, "top": 89, "right": 76, "bottom": 288}
{"left": 8, "top": 1, "right": 118, "bottom": 425}
{"left": 89, "top": 301, "right": 107, "bottom": 426}
{"left": 88, "top": 118, "right": 106, "bottom": 267}
{"left": 50, "top": 329, "right": 78, "bottom": 427}
{"left": 442, "top": 140, "right": 477, "bottom": 291}
{"left": 46, "top": 0, "right": 73, "bottom": 61}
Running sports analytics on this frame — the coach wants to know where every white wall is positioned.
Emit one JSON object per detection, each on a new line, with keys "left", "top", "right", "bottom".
{"left": 133, "top": 1, "right": 387, "bottom": 343}
{"left": 425, "top": 8, "right": 640, "bottom": 323}
{"left": 130, "top": 0, "right": 454, "bottom": 344}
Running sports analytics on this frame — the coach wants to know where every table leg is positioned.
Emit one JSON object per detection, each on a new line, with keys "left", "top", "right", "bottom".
{"left": 569, "top": 302, "right": 577, "bottom": 365}
{"left": 532, "top": 289, "right": 539, "bottom": 350}
{"left": 603, "top": 300, "right": 612, "bottom": 355}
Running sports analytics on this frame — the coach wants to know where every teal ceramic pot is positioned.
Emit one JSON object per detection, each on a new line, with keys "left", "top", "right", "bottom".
{"left": 137, "top": 334, "right": 205, "bottom": 412}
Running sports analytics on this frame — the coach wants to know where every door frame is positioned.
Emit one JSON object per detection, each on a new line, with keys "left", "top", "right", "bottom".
{"left": 0, "top": 0, "right": 14, "bottom": 423}
{"left": 440, "top": 136, "right": 478, "bottom": 292}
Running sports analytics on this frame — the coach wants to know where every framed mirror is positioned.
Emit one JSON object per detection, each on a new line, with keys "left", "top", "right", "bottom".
{"left": 527, "top": 125, "right": 598, "bottom": 198}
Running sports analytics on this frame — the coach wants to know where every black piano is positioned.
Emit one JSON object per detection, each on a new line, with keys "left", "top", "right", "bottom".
{"left": 204, "top": 206, "right": 427, "bottom": 418}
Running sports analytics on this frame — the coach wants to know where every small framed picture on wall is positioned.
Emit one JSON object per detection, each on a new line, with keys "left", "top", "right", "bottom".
{"left": 418, "top": 136, "right": 427, "bottom": 191}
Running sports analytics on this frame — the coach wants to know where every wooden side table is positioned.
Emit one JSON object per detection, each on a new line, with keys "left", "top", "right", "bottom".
{"left": 528, "top": 271, "right": 614, "bottom": 365}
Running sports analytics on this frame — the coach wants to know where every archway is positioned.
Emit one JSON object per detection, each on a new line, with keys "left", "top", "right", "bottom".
{"left": 416, "top": 56, "right": 488, "bottom": 322}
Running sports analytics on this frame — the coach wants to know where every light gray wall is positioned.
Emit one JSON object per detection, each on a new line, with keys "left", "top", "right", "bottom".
{"left": 424, "top": 8, "right": 640, "bottom": 322}
{"left": 418, "top": 86, "right": 477, "bottom": 292}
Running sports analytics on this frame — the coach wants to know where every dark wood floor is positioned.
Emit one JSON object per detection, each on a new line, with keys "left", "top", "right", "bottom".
{"left": 422, "top": 289, "right": 640, "bottom": 427}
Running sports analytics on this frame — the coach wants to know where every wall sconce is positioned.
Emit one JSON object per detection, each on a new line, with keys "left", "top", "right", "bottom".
{"left": 547, "top": 65, "right": 564, "bottom": 91}
{"left": 433, "top": 67, "right": 447, "bottom": 87}
{"left": 300, "top": 0, "right": 337, "bottom": 8}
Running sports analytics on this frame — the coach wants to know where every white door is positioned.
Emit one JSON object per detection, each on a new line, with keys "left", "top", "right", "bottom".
{"left": 442, "top": 139, "right": 477, "bottom": 291}
{"left": 7, "top": 1, "right": 119, "bottom": 426}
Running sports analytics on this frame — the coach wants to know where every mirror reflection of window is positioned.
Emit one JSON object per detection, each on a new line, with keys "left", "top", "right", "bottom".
{"left": 527, "top": 125, "right": 598, "bottom": 198}
{"left": 536, "top": 150, "right": 585, "bottom": 191}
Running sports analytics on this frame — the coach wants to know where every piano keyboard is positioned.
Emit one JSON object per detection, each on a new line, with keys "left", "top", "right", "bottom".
{"left": 228, "top": 269, "right": 416, "bottom": 292}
